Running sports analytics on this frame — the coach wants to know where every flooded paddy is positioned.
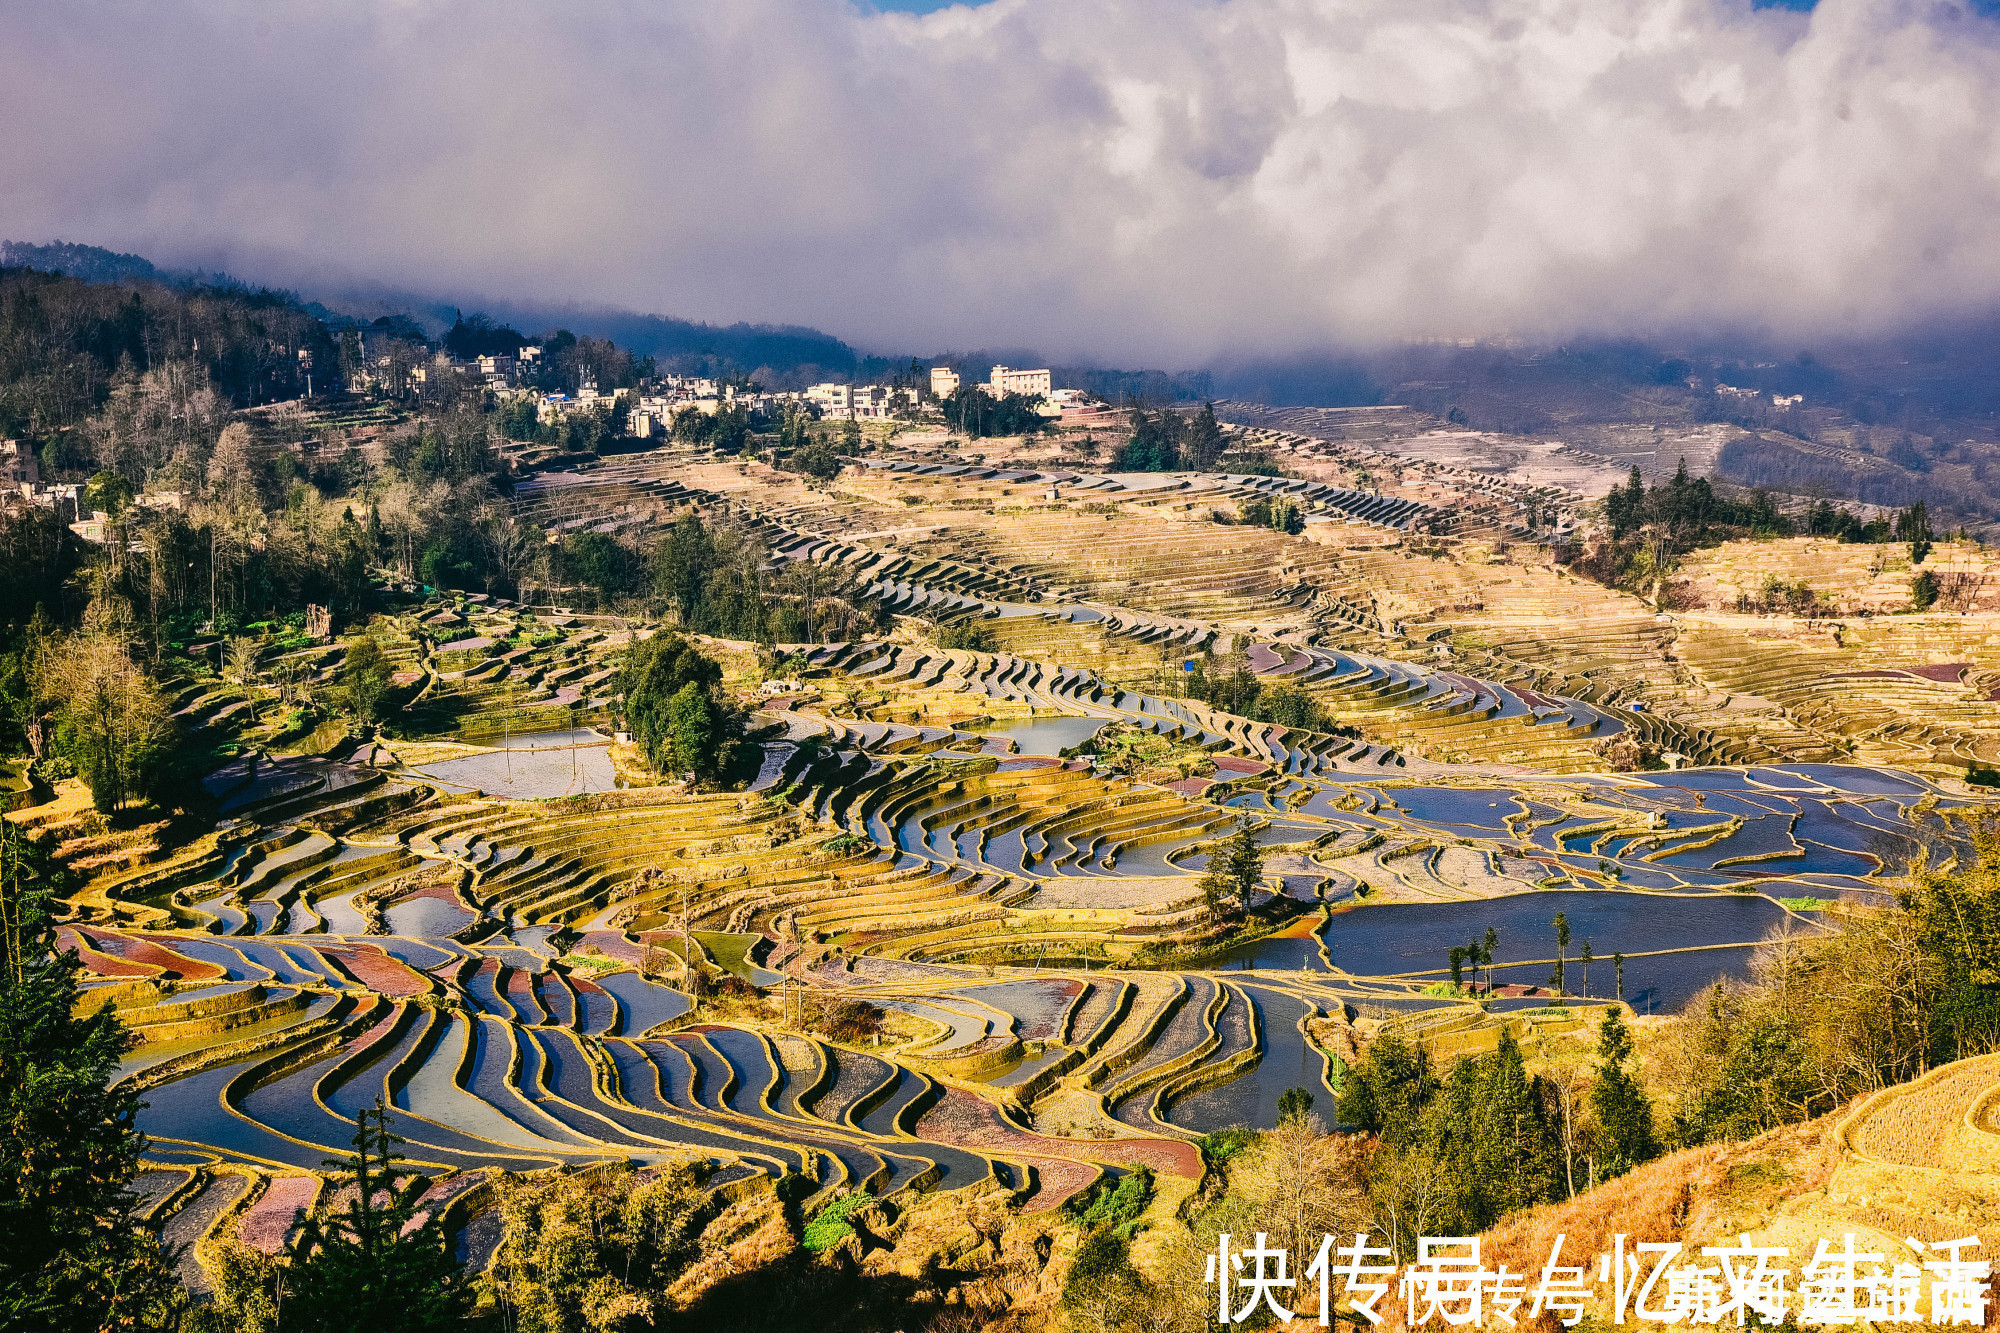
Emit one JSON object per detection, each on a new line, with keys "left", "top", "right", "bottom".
{"left": 1167, "top": 987, "right": 1321, "bottom": 1133}
{"left": 965, "top": 715, "right": 1106, "bottom": 756}
{"left": 414, "top": 729, "right": 617, "bottom": 800}
{"left": 1221, "top": 888, "right": 1793, "bottom": 1012}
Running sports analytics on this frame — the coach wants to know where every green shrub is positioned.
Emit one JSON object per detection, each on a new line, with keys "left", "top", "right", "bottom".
{"left": 1063, "top": 1167, "right": 1153, "bottom": 1237}
{"left": 801, "top": 1192, "right": 875, "bottom": 1252}
{"left": 1198, "top": 1128, "right": 1257, "bottom": 1164}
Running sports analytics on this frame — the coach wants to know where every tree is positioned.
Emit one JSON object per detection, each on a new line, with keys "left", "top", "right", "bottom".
{"left": 1483, "top": 926, "right": 1499, "bottom": 994}
{"left": 1225, "top": 823, "right": 1264, "bottom": 903}
{"left": 1896, "top": 500, "right": 1933, "bottom": 564}
{"left": 1578, "top": 939, "right": 1593, "bottom": 998}
{"left": 1448, "top": 946, "right": 1465, "bottom": 990}
{"left": 941, "top": 386, "right": 1047, "bottom": 438}
{"left": 787, "top": 432, "right": 844, "bottom": 480}
{"left": 1182, "top": 402, "right": 1225, "bottom": 470}
{"left": 664, "top": 682, "right": 715, "bottom": 780}
{"left": 278, "top": 1103, "right": 473, "bottom": 1333}
{"left": 931, "top": 617, "right": 997, "bottom": 653}
{"left": 338, "top": 633, "right": 393, "bottom": 724}
{"left": 1588, "top": 1006, "right": 1659, "bottom": 1176}
{"left": 560, "top": 530, "right": 633, "bottom": 605}
{"left": 492, "top": 1164, "right": 709, "bottom": 1333}
{"left": 1198, "top": 862, "right": 1235, "bottom": 924}
{"left": 0, "top": 823, "right": 180, "bottom": 1331}
{"left": 1551, "top": 912, "right": 1570, "bottom": 996}
{"left": 1112, "top": 408, "right": 1183, "bottom": 471}
{"left": 1606, "top": 466, "right": 1645, "bottom": 538}
{"left": 1614, "top": 950, "right": 1626, "bottom": 1000}
{"left": 1912, "top": 569, "right": 1940, "bottom": 611}
{"left": 33, "top": 624, "right": 177, "bottom": 813}
{"left": 1277, "top": 1086, "right": 1315, "bottom": 1124}
{"left": 620, "top": 633, "right": 741, "bottom": 783}
{"left": 1336, "top": 1032, "right": 1434, "bottom": 1143}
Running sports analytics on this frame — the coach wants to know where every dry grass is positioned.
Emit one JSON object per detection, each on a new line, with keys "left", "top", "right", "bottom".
{"left": 1849, "top": 1054, "right": 2000, "bottom": 1167}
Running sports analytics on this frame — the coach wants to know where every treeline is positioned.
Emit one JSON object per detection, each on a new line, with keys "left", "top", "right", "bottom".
{"left": 1167, "top": 653, "right": 1354, "bottom": 737}
{"left": 1336, "top": 806, "right": 2000, "bottom": 1260}
{"left": 1111, "top": 403, "right": 1224, "bottom": 472}
{"left": 1656, "top": 809, "right": 2000, "bottom": 1141}
{"left": 939, "top": 386, "right": 1046, "bottom": 438}
{"left": 1340, "top": 1011, "right": 1656, "bottom": 1253}
{"left": 0, "top": 265, "right": 332, "bottom": 442}
{"left": 1604, "top": 460, "right": 1936, "bottom": 553}
{"left": 562, "top": 513, "right": 887, "bottom": 644}
{"left": 618, "top": 631, "right": 751, "bottom": 786}
{"left": 1580, "top": 459, "right": 1946, "bottom": 598}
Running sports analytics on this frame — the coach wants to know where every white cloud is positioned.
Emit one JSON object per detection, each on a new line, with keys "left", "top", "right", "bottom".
{"left": 2, "top": 0, "right": 1998, "bottom": 361}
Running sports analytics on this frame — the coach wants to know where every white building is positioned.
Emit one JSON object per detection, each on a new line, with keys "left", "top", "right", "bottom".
{"left": 930, "top": 366, "right": 961, "bottom": 397}
{"left": 986, "top": 365, "right": 1052, "bottom": 397}
{"left": 807, "top": 383, "right": 895, "bottom": 420}
{"left": 806, "top": 383, "right": 852, "bottom": 417}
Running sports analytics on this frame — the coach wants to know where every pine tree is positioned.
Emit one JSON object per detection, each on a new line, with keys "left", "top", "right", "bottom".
{"left": 1550, "top": 912, "right": 1570, "bottom": 996}
{"left": 1198, "top": 863, "right": 1235, "bottom": 924}
{"left": 1224, "top": 823, "right": 1264, "bottom": 909}
{"left": 1336, "top": 1032, "right": 1433, "bottom": 1143}
{"left": 280, "top": 1102, "right": 473, "bottom": 1333}
{"left": 0, "top": 823, "right": 179, "bottom": 1331}
{"left": 1589, "top": 1006, "right": 1659, "bottom": 1176}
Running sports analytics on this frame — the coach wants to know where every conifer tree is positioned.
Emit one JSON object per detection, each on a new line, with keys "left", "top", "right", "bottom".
{"left": 0, "top": 823, "right": 179, "bottom": 1331}
{"left": 1335, "top": 1031, "right": 1434, "bottom": 1143}
{"left": 1589, "top": 1006, "right": 1659, "bottom": 1176}
{"left": 279, "top": 1102, "right": 472, "bottom": 1333}
{"left": 1223, "top": 823, "right": 1264, "bottom": 909}
{"left": 1550, "top": 912, "right": 1570, "bottom": 996}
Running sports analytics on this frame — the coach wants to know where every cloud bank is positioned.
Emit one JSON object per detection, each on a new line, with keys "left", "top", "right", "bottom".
{"left": 4, "top": 0, "right": 2000, "bottom": 362}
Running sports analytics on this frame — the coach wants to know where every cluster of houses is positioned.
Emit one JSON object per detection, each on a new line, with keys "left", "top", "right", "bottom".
{"left": 0, "top": 347, "right": 1118, "bottom": 542}
{"left": 1714, "top": 383, "right": 1804, "bottom": 409}
{"left": 0, "top": 441, "right": 191, "bottom": 545}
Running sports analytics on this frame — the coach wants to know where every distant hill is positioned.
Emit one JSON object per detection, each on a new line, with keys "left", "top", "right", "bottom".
{"left": 1, "top": 239, "right": 160, "bottom": 285}
{"left": 487, "top": 303, "right": 860, "bottom": 385}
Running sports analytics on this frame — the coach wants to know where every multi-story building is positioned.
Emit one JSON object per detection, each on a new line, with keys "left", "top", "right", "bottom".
{"left": 986, "top": 365, "right": 1052, "bottom": 397}
{"left": 477, "top": 353, "right": 518, "bottom": 385}
{"left": 930, "top": 366, "right": 960, "bottom": 398}
{"left": 0, "top": 439, "right": 37, "bottom": 486}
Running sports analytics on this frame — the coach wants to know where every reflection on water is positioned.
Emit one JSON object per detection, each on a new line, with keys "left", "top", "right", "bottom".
{"left": 593, "top": 970, "right": 693, "bottom": 1036}
{"left": 1224, "top": 889, "right": 1791, "bottom": 1013}
{"left": 966, "top": 716, "right": 1106, "bottom": 756}
{"left": 415, "top": 730, "right": 617, "bottom": 800}
{"left": 1167, "top": 987, "right": 1320, "bottom": 1133}
{"left": 386, "top": 894, "right": 475, "bottom": 937}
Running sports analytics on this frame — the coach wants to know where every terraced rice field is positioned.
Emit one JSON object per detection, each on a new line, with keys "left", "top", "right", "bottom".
{"left": 33, "top": 444, "right": 2000, "bottom": 1294}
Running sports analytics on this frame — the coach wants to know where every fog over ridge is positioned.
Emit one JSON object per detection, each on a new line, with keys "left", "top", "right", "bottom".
{"left": 3, "top": 0, "right": 1998, "bottom": 361}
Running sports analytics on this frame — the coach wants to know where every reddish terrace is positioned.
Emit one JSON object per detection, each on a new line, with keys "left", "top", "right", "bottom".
{"left": 316, "top": 944, "right": 432, "bottom": 996}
